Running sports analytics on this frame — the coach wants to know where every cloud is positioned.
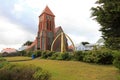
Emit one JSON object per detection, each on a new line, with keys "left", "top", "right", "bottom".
{"left": 14, "top": 4, "right": 23, "bottom": 12}
{"left": 0, "top": 16, "right": 35, "bottom": 51}
{"left": 0, "top": 0, "right": 38, "bottom": 33}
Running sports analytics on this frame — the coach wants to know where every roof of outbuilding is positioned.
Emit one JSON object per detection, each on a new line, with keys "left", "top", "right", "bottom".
{"left": 1, "top": 48, "right": 17, "bottom": 53}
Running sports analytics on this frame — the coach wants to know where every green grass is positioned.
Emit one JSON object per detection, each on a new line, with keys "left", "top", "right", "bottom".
{"left": 5, "top": 56, "right": 31, "bottom": 62}
{"left": 5, "top": 56, "right": 120, "bottom": 80}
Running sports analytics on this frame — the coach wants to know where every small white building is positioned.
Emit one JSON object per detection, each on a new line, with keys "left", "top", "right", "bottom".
{"left": 18, "top": 46, "right": 28, "bottom": 51}
{"left": 84, "top": 44, "right": 94, "bottom": 50}
{"left": 75, "top": 43, "right": 94, "bottom": 51}
{"left": 96, "top": 38, "right": 105, "bottom": 46}
{"left": 75, "top": 38, "right": 105, "bottom": 51}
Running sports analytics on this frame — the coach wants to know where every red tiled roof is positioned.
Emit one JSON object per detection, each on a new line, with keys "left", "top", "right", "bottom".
{"left": 54, "top": 26, "right": 63, "bottom": 33}
{"left": 40, "top": 6, "right": 55, "bottom": 16}
{"left": 68, "top": 45, "right": 74, "bottom": 50}
{"left": 1, "top": 48, "right": 17, "bottom": 53}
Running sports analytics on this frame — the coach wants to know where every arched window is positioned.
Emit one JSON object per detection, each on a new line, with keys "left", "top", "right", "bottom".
{"left": 47, "top": 20, "right": 49, "bottom": 30}
{"left": 50, "top": 21, "right": 52, "bottom": 30}
{"left": 46, "top": 15, "right": 53, "bottom": 31}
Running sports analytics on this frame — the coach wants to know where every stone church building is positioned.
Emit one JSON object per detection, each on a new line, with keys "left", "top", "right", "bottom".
{"left": 26, "top": 6, "right": 68, "bottom": 51}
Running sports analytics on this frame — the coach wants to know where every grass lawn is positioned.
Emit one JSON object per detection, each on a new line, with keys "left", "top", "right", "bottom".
{"left": 5, "top": 56, "right": 31, "bottom": 61}
{"left": 5, "top": 56, "right": 120, "bottom": 80}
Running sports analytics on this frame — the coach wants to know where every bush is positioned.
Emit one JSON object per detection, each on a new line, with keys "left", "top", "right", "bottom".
{"left": 0, "top": 64, "right": 51, "bottom": 80}
{"left": 82, "top": 49, "right": 114, "bottom": 64}
{"left": 33, "top": 70, "right": 50, "bottom": 80}
{"left": 19, "top": 50, "right": 42, "bottom": 58}
{"left": 56, "top": 52, "right": 72, "bottom": 60}
{"left": 27, "top": 51, "right": 33, "bottom": 57}
{"left": 96, "top": 50, "right": 114, "bottom": 64}
{"left": 74, "top": 51, "right": 85, "bottom": 61}
{"left": 113, "top": 51, "right": 120, "bottom": 70}
{"left": 0, "top": 57, "right": 6, "bottom": 62}
{"left": 50, "top": 52, "right": 59, "bottom": 60}
{"left": 0, "top": 61, "right": 9, "bottom": 69}
{"left": 41, "top": 51, "right": 55, "bottom": 59}
{"left": 83, "top": 51, "right": 96, "bottom": 63}
{"left": 34, "top": 50, "right": 42, "bottom": 57}
{"left": 19, "top": 48, "right": 114, "bottom": 65}
{"left": 1, "top": 52, "right": 21, "bottom": 57}
{"left": 19, "top": 50, "right": 27, "bottom": 56}
{"left": 0, "top": 57, "right": 9, "bottom": 69}
{"left": 20, "top": 50, "right": 37, "bottom": 57}
{"left": 41, "top": 51, "right": 49, "bottom": 59}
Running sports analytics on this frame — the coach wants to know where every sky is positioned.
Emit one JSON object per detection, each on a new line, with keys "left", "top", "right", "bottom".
{"left": 0, "top": 0, "right": 101, "bottom": 51}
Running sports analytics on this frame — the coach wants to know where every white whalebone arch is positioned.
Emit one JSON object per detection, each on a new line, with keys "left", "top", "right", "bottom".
{"left": 51, "top": 32, "right": 75, "bottom": 53}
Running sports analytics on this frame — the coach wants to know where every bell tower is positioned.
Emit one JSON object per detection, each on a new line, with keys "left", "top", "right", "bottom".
{"left": 37, "top": 6, "right": 55, "bottom": 50}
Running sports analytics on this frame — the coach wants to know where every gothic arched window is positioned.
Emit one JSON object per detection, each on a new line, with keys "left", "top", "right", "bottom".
{"left": 47, "top": 20, "right": 49, "bottom": 30}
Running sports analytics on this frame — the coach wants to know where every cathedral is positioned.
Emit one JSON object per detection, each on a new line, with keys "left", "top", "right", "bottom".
{"left": 26, "top": 6, "right": 68, "bottom": 51}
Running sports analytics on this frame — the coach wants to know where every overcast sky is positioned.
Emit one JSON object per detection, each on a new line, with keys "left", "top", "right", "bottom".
{"left": 0, "top": 0, "right": 101, "bottom": 51}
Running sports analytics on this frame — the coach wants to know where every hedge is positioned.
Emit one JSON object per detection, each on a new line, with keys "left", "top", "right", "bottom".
{"left": 82, "top": 50, "right": 114, "bottom": 64}
{"left": 20, "top": 49, "right": 115, "bottom": 65}
{"left": 0, "top": 63, "right": 51, "bottom": 80}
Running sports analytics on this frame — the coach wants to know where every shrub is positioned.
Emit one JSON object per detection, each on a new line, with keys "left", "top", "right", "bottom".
{"left": 0, "top": 57, "right": 9, "bottom": 69}
{"left": 82, "top": 49, "right": 114, "bottom": 64}
{"left": 96, "top": 50, "right": 114, "bottom": 64}
{"left": 46, "top": 51, "right": 56, "bottom": 59}
{"left": 1, "top": 52, "right": 21, "bottom": 57}
{"left": 67, "top": 52, "right": 74, "bottom": 60}
{"left": 33, "top": 70, "right": 51, "bottom": 80}
{"left": 20, "top": 50, "right": 35, "bottom": 57}
{"left": 41, "top": 51, "right": 48, "bottom": 59}
{"left": 27, "top": 51, "right": 33, "bottom": 57}
{"left": 0, "top": 57, "right": 6, "bottom": 62}
{"left": 0, "top": 64, "right": 51, "bottom": 80}
{"left": 74, "top": 51, "right": 85, "bottom": 61}
{"left": 19, "top": 50, "right": 27, "bottom": 56}
{"left": 56, "top": 52, "right": 71, "bottom": 60}
{"left": 50, "top": 52, "right": 59, "bottom": 60}
{"left": 83, "top": 51, "right": 96, "bottom": 63}
{"left": 113, "top": 51, "right": 120, "bottom": 70}
{"left": 19, "top": 50, "right": 40, "bottom": 58}
{"left": 41, "top": 51, "right": 55, "bottom": 59}
{"left": 34, "top": 50, "right": 42, "bottom": 57}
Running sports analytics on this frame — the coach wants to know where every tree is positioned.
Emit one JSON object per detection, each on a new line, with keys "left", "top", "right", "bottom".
{"left": 23, "top": 41, "right": 33, "bottom": 46}
{"left": 91, "top": 0, "right": 120, "bottom": 50}
{"left": 81, "top": 42, "right": 89, "bottom": 45}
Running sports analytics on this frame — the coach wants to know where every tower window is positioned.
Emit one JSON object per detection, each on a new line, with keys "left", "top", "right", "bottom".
{"left": 47, "top": 20, "right": 49, "bottom": 30}
{"left": 46, "top": 15, "right": 53, "bottom": 31}
{"left": 50, "top": 21, "right": 52, "bottom": 30}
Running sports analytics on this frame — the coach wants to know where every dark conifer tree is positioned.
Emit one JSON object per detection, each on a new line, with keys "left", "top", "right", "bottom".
{"left": 91, "top": 0, "right": 120, "bottom": 50}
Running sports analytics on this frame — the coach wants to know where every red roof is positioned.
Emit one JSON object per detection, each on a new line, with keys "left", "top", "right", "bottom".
{"left": 40, "top": 6, "right": 55, "bottom": 16}
{"left": 68, "top": 45, "right": 74, "bottom": 50}
{"left": 54, "top": 26, "right": 63, "bottom": 34}
{"left": 1, "top": 48, "right": 17, "bottom": 53}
